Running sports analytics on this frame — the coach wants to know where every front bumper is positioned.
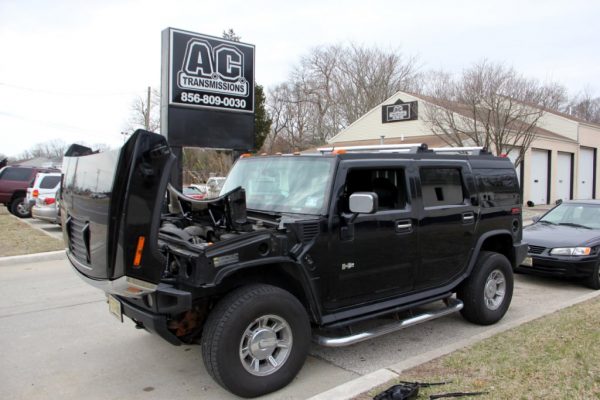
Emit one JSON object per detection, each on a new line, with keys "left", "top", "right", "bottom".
{"left": 518, "top": 255, "right": 597, "bottom": 278}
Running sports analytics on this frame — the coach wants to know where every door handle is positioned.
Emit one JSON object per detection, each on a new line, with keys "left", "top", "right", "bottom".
{"left": 462, "top": 213, "right": 475, "bottom": 224}
{"left": 395, "top": 220, "right": 412, "bottom": 233}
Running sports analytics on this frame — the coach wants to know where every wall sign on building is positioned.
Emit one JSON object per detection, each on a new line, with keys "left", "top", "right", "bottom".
{"left": 161, "top": 28, "right": 255, "bottom": 150}
{"left": 382, "top": 100, "right": 418, "bottom": 123}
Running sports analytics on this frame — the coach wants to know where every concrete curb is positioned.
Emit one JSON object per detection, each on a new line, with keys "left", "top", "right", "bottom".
{"left": 0, "top": 250, "right": 66, "bottom": 267}
{"left": 308, "top": 289, "right": 600, "bottom": 400}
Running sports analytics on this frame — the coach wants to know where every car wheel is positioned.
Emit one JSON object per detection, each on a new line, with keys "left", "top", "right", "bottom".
{"left": 10, "top": 196, "right": 31, "bottom": 218}
{"left": 585, "top": 262, "right": 600, "bottom": 290}
{"left": 458, "top": 251, "right": 514, "bottom": 325}
{"left": 201, "top": 284, "right": 310, "bottom": 398}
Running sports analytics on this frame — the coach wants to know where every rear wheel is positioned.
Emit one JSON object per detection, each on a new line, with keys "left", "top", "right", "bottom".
{"left": 10, "top": 196, "right": 31, "bottom": 218}
{"left": 458, "top": 251, "right": 514, "bottom": 325}
{"left": 585, "top": 262, "right": 600, "bottom": 290}
{"left": 201, "top": 284, "right": 310, "bottom": 398}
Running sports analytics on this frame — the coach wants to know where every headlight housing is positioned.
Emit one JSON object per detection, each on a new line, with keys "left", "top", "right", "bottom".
{"left": 549, "top": 247, "right": 592, "bottom": 256}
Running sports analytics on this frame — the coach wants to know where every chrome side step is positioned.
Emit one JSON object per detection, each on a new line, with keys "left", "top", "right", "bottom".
{"left": 313, "top": 298, "right": 463, "bottom": 347}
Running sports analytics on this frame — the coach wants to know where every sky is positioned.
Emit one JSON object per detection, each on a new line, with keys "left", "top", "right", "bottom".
{"left": 1, "top": 0, "right": 599, "bottom": 158}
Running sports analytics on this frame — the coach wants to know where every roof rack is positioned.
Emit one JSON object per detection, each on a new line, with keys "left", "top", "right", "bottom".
{"left": 317, "top": 143, "right": 430, "bottom": 154}
{"left": 318, "top": 144, "right": 489, "bottom": 155}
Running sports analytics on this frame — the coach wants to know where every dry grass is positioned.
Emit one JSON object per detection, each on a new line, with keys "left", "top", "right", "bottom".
{"left": 0, "top": 207, "right": 65, "bottom": 256}
{"left": 357, "top": 297, "right": 600, "bottom": 399}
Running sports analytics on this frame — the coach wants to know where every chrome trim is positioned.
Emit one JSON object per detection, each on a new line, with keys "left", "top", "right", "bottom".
{"left": 313, "top": 298, "right": 463, "bottom": 347}
{"left": 67, "top": 250, "right": 157, "bottom": 298}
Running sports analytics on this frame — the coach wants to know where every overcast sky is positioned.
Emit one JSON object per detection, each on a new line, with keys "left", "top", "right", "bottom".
{"left": 1, "top": 0, "right": 598, "bottom": 158}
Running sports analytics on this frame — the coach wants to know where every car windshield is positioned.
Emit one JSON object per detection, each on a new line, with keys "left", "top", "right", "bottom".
{"left": 540, "top": 203, "right": 600, "bottom": 229}
{"left": 220, "top": 157, "right": 336, "bottom": 215}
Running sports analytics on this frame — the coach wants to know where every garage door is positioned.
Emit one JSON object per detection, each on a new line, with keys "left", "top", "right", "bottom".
{"left": 556, "top": 152, "right": 573, "bottom": 201}
{"left": 578, "top": 147, "right": 595, "bottom": 199}
{"left": 530, "top": 149, "right": 549, "bottom": 205}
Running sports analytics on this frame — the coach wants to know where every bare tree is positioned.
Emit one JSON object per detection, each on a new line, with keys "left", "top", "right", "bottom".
{"left": 125, "top": 87, "right": 161, "bottom": 134}
{"left": 422, "top": 60, "right": 567, "bottom": 167}
{"left": 19, "top": 139, "right": 69, "bottom": 160}
{"left": 182, "top": 148, "right": 233, "bottom": 184}
{"left": 564, "top": 88, "right": 600, "bottom": 124}
{"left": 264, "top": 43, "right": 421, "bottom": 151}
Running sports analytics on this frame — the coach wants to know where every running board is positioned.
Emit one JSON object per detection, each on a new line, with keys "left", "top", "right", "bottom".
{"left": 313, "top": 298, "right": 463, "bottom": 347}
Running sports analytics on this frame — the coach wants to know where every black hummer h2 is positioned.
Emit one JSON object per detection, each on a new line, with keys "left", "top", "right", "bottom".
{"left": 61, "top": 130, "right": 526, "bottom": 398}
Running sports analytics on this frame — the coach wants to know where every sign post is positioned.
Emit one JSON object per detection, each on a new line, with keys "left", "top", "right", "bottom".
{"left": 161, "top": 28, "right": 255, "bottom": 188}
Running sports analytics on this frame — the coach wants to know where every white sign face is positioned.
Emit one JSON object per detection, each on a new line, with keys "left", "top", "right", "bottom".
{"left": 382, "top": 100, "right": 418, "bottom": 123}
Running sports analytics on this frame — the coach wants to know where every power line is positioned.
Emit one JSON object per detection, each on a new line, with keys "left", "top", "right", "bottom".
{"left": 0, "top": 82, "right": 143, "bottom": 97}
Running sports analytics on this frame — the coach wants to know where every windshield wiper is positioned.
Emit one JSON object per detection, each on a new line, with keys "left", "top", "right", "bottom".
{"left": 539, "top": 220, "right": 556, "bottom": 225}
{"left": 558, "top": 222, "right": 591, "bottom": 229}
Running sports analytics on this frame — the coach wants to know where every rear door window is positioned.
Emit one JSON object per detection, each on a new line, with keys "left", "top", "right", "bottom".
{"left": 0, "top": 168, "right": 32, "bottom": 181}
{"left": 40, "top": 176, "right": 61, "bottom": 189}
{"left": 420, "top": 168, "right": 464, "bottom": 207}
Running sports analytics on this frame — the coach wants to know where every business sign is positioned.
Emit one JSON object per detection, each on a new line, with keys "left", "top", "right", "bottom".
{"left": 382, "top": 100, "right": 418, "bottom": 123}
{"left": 161, "top": 28, "right": 255, "bottom": 150}
{"left": 169, "top": 29, "right": 254, "bottom": 112}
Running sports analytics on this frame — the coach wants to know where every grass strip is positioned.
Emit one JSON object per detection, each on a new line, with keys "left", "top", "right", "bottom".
{"left": 0, "top": 208, "right": 64, "bottom": 257}
{"left": 358, "top": 296, "right": 600, "bottom": 399}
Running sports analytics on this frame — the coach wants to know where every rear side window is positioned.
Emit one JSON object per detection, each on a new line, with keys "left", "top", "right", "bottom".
{"left": 476, "top": 168, "right": 520, "bottom": 207}
{"left": 40, "top": 176, "right": 61, "bottom": 189}
{"left": 0, "top": 168, "right": 32, "bottom": 181}
{"left": 420, "top": 168, "right": 464, "bottom": 207}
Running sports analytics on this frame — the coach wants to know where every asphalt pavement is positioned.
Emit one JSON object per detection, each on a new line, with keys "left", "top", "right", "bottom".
{"left": 1, "top": 255, "right": 599, "bottom": 400}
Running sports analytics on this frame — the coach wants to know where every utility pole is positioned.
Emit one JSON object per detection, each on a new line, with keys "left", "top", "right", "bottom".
{"left": 145, "top": 86, "right": 151, "bottom": 130}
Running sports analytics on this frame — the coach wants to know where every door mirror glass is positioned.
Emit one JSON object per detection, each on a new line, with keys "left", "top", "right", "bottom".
{"left": 349, "top": 192, "right": 378, "bottom": 214}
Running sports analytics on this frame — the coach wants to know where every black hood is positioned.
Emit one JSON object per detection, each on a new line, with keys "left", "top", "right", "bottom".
{"left": 523, "top": 222, "right": 600, "bottom": 248}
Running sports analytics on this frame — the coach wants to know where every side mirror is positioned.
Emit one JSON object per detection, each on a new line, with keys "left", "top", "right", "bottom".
{"left": 532, "top": 215, "right": 541, "bottom": 223}
{"left": 349, "top": 192, "right": 378, "bottom": 214}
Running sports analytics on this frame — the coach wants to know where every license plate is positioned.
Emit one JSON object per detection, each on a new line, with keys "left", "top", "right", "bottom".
{"left": 521, "top": 256, "right": 533, "bottom": 267}
{"left": 108, "top": 295, "right": 123, "bottom": 322}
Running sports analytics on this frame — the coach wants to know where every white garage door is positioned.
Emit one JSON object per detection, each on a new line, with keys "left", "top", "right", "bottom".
{"left": 556, "top": 152, "right": 572, "bottom": 201}
{"left": 578, "top": 147, "right": 595, "bottom": 199}
{"left": 530, "top": 149, "right": 549, "bottom": 205}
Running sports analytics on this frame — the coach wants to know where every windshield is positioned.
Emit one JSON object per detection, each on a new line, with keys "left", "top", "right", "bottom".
{"left": 540, "top": 203, "right": 600, "bottom": 229}
{"left": 220, "top": 157, "right": 336, "bottom": 215}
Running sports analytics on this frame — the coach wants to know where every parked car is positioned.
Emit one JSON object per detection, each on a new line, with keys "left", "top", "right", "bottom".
{"left": 0, "top": 165, "right": 59, "bottom": 218}
{"left": 520, "top": 200, "right": 600, "bottom": 289}
{"left": 26, "top": 172, "right": 61, "bottom": 211}
{"left": 32, "top": 192, "right": 61, "bottom": 224}
{"left": 182, "top": 185, "right": 206, "bottom": 200}
{"left": 60, "top": 131, "right": 525, "bottom": 398}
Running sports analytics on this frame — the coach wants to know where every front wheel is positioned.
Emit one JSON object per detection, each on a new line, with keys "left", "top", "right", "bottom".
{"left": 201, "top": 284, "right": 310, "bottom": 398}
{"left": 458, "top": 251, "right": 514, "bottom": 325}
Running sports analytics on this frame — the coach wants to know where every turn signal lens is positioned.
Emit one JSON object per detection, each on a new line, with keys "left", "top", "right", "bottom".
{"left": 133, "top": 236, "right": 146, "bottom": 267}
{"left": 33, "top": 189, "right": 39, "bottom": 197}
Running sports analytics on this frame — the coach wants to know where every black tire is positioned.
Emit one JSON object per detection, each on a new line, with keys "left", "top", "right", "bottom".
{"left": 201, "top": 284, "right": 310, "bottom": 398}
{"left": 457, "top": 251, "right": 514, "bottom": 325}
{"left": 585, "top": 262, "right": 600, "bottom": 290}
{"left": 10, "top": 196, "right": 31, "bottom": 218}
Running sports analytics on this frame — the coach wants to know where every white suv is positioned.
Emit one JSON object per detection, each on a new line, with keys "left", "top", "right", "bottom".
{"left": 27, "top": 172, "right": 61, "bottom": 223}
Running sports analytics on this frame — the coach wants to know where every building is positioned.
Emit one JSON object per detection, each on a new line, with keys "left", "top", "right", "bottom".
{"left": 328, "top": 91, "right": 600, "bottom": 205}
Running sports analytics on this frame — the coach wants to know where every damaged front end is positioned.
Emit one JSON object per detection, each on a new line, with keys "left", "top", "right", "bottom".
{"left": 61, "top": 130, "right": 319, "bottom": 345}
